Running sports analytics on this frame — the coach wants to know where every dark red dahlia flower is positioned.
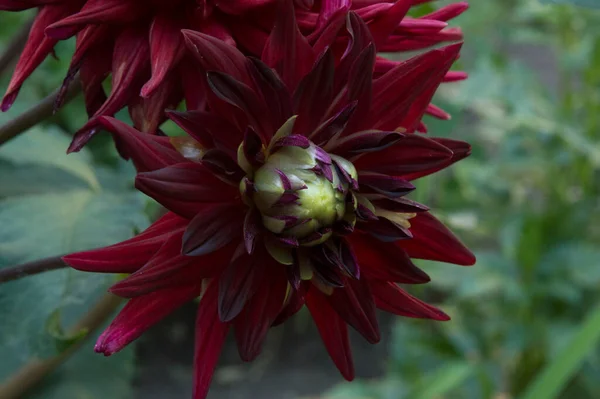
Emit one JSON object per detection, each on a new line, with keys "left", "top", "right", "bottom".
{"left": 0, "top": 0, "right": 467, "bottom": 151}
{"left": 63, "top": 6, "right": 474, "bottom": 399}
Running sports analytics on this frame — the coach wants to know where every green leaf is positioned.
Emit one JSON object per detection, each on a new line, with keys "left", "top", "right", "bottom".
{"left": 541, "top": 0, "right": 600, "bottom": 9}
{"left": 0, "top": 127, "right": 100, "bottom": 192}
{"left": 45, "top": 309, "right": 89, "bottom": 354}
{"left": 0, "top": 127, "right": 149, "bottom": 381}
{"left": 28, "top": 335, "right": 136, "bottom": 399}
{"left": 521, "top": 302, "right": 600, "bottom": 399}
{"left": 407, "top": 362, "right": 475, "bottom": 399}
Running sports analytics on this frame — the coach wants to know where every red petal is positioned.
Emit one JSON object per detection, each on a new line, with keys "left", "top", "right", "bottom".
{"left": 45, "top": 0, "right": 141, "bottom": 39}
{"left": 2, "top": 5, "right": 74, "bottom": 111}
{"left": 399, "top": 212, "right": 475, "bottom": 266}
{"left": 233, "top": 259, "right": 288, "bottom": 361}
{"left": 95, "top": 284, "right": 200, "bottom": 356}
{"left": 348, "top": 233, "right": 430, "bottom": 284}
{"left": 141, "top": 14, "right": 186, "bottom": 98}
{"left": 353, "top": 134, "right": 452, "bottom": 177}
{"left": 182, "top": 203, "right": 244, "bottom": 256}
{"left": 262, "top": 0, "right": 315, "bottom": 91}
{"left": 136, "top": 162, "right": 238, "bottom": 218}
{"left": 306, "top": 288, "right": 354, "bottom": 381}
{"left": 370, "top": 280, "right": 450, "bottom": 321}
{"left": 193, "top": 281, "right": 229, "bottom": 399}
{"left": 327, "top": 277, "right": 380, "bottom": 344}
{"left": 110, "top": 238, "right": 232, "bottom": 298}
{"left": 63, "top": 212, "right": 186, "bottom": 274}
{"left": 218, "top": 244, "right": 267, "bottom": 322}
{"left": 370, "top": 43, "right": 461, "bottom": 132}
{"left": 91, "top": 116, "right": 185, "bottom": 172}
{"left": 401, "top": 138, "right": 471, "bottom": 181}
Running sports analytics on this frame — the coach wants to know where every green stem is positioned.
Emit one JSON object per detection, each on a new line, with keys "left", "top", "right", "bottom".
{"left": 0, "top": 255, "right": 68, "bottom": 284}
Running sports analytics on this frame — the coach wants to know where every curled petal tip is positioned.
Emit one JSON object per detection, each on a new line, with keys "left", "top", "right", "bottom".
{"left": 1, "top": 91, "right": 17, "bottom": 112}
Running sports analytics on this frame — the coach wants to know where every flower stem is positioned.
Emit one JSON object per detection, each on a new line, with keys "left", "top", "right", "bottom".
{"left": 0, "top": 18, "right": 34, "bottom": 78}
{"left": 0, "top": 255, "right": 68, "bottom": 283}
{"left": 0, "top": 293, "right": 123, "bottom": 399}
{"left": 0, "top": 77, "right": 81, "bottom": 147}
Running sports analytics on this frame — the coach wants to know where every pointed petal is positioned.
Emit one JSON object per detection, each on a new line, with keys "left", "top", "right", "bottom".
{"left": 307, "top": 288, "right": 355, "bottom": 381}
{"left": 182, "top": 203, "right": 245, "bottom": 256}
{"left": 399, "top": 212, "right": 476, "bottom": 266}
{"left": 95, "top": 284, "right": 200, "bottom": 356}
{"left": 193, "top": 281, "right": 230, "bottom": 399}
{"left": 218, "top": 244, "right": 267, "bottom": 322}
{"left": 327, "top": 277, "right": 380, "bottom": 343}
{"left": 136, "top": 162, "right": 239, "bottom": 218}
{"left": 63, "top": 213, "right": 186, "bottom": 274}
{"left": 89, "top": 116, "right": 185, "bottom": 172}
{"left": 348, "top": 233, "right": 430, "bottom": 284}
{"left": 262, "top": 0, "right": 314, "bottom": 90}
{"left": 371, "top": 280, "right": 450, "bottom": 321}
{"left": 353, "top": 134, "right": 453, "bottom": 177}
{"left": 141, "top": 14, "right": 186, "bottom": 98}
{"left": 233, "top": 265, "right": 288, "bottom": 361}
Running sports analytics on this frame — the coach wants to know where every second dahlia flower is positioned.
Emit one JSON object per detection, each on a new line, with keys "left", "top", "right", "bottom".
{"left": 64, "top": 6, "right": 474, "bottom": 399}
{"left": 0, "top": 0, "right": 468, "bottom": 152}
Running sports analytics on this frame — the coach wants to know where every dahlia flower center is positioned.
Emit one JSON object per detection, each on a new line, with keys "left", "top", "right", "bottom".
{"left": 238, "top": 118, "right": 358, "bottom": 248}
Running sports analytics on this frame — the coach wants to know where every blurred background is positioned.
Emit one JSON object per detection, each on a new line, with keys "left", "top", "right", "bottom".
{"left": 1, "top": 0, "right": 600, "bottom": 398}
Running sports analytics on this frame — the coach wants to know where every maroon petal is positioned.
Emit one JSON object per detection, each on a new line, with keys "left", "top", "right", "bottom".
{"left": 193, "top": 281, "right": 230, "bottom": 399}
{"left": 2, "top": 5, "right": 74, "bottom": 111}
{"left": 272, "top": 283, "right": 308, "bottom": 326}
{"left": 370, "top": 43, "right": 461, "bottom": 132}
{"left": 218, "top": 245, "right": 266, "bottom": 322}
{"left": 310, "top": 101, "right": 357, "bottom": 146}
{"left": 370, "top": 197, "right": 429, "bottom": 213}
{"left": 109, "top": 237, "right": 232, "bottom": 298}
{"left": 46, "top": 0, "right": 141, "bottom": 39}
{"left": 206, "top": 71, "right": 273, "bottom": 138}
{"left": 182, "top": 29, "right": 249, "bottom": 83}
{"left": 262, "top": 0, "right": 315, "bottom": 91}
{"left": 90, "top": 116, "right": 185, "bottom": 172}
{"left": 331, "top": 130, "right": 403, "bottom": 156}
{"left": 182, "top": 203, "right": 244, "bottom": 256}
{"left": 246, "top": 57, "right": 293, "bottom": 132}
{"left": 293, "top": 48, "right": 335, "bottom": 134}
{"left": 358, "top": 173, "right": 415, "bottom": 197}
{"left": 399, "top": 212, "right": 476, "bottom": 266}
{"left": 327, "top": 277, "right": 380, "bottom": 344}
{"left": 234, "top": 259, "right": 288, "bottom": 361}
{"left": 95, "top": 283, "right": 201, "bottom": 356}
{"left": 243, "top": 207, "right": 262, "bottom": 254}
{"left": 348, "top": 233, "right": 430, "bottom": 284}
{"left": 401, "top": 137, "right": 472, "bottom": 181}
{"left": 353, "top": 134, "right": 453, "bottom": 177}
{"left": 167, "top": 109, "right": 242, "bottom": 151}
{"left": 361, "top": 215, "right": 413, "bottom": 242}
{"left": 307, "top": 288, "right": 355, "bottom": 381}
{"left": 63, "top": 212, "right": 186, "bottom": 274}
{"left": 68, "top": 27, "right": 150, "bottom": 152}
{"left": 136, "top": 162, "right": 238, "bottom": 218}
{"left": 371, "top": 281, "right": 450, "bottom": 321}
{"left": 141, "top": 13, "right": 186, "bottom": 98}
{"left": 367, "top": 0, "right": 412, "bottom": 49}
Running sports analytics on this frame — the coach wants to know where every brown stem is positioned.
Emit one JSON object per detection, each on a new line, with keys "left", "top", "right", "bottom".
{"left": 0, "top": 255, "right": 68, "bottom": 284}
{"left": 0, "top": 18, "right": 34, "bottom": 78}
{"left": 0, "top": 293, "right": 123, "bottom": 399}
{"left": 0, "top": 76, "right": 81, "bottom": 147}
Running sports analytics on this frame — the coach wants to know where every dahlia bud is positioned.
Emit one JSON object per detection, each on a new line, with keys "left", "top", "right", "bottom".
{"left": 239, "top": 117, "right": 360, "bottom": 251}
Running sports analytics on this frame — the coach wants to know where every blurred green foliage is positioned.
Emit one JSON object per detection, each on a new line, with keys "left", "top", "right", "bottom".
{"left": 327, "top": 1, "right": 600, "bottom": 398}
{"left": 0, "top": 0, "right": 599, "bottom": 398}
